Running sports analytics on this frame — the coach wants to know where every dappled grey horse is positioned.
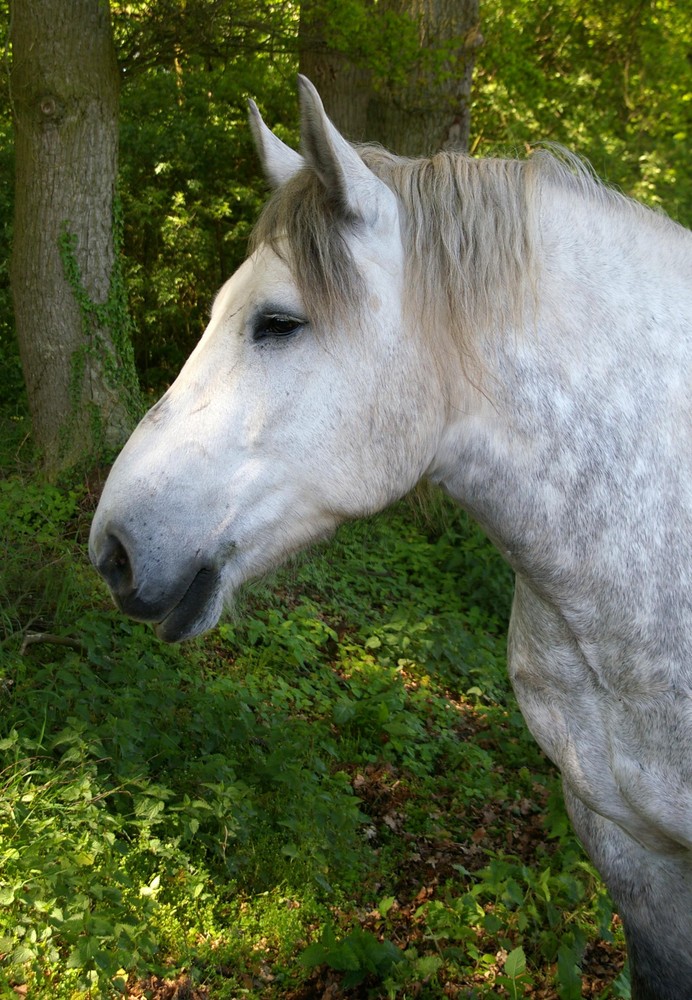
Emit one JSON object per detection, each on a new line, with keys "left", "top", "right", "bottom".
{"left": 90, "top": 77, "right": 692, "bottom": 998}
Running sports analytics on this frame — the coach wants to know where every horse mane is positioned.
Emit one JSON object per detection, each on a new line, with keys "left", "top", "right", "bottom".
{"left": 247, "top": 144, "right": 651, "bottom": 352}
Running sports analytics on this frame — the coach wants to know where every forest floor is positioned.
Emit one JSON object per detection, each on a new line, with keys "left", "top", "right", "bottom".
{"left": 1, "top": 420, "right": 628, "bottom": 998}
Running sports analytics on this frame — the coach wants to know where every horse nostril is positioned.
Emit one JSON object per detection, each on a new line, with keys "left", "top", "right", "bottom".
{"left": 96, "top": 531, "right": 135, "bottom": 597}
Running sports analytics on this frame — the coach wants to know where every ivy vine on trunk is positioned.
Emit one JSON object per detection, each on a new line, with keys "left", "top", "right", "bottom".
{"left": 9, "top": 0, "right": 141, "bottom": 475}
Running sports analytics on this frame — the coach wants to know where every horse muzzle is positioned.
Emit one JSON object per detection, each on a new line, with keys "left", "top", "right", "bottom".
{"left": 89, "top": 522, "right": 223, "bottom": 642}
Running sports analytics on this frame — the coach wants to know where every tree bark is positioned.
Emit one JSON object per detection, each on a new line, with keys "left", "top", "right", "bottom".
{"left": 10, "top": 0, "right": 140, "bottom": 475}
{"left": 299, "top": 3, "right": 372, "bottom": 142}
{"left": 369, "top": 0, "right": 482, "bottom": 156}
{"left": 299, "top": 0, "right": 482, "bottom": 156}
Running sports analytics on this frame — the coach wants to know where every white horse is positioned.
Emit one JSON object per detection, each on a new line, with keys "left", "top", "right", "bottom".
{"left": 90, "top": 77, "right": 692, "bottom": 998}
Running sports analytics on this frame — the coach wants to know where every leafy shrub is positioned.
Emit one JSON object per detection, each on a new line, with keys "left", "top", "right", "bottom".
{"left": 0, "top": 470, "right": 627, "bottom": 997}
{"left": 301, "top": 922, "right": 404, "bottom": 989}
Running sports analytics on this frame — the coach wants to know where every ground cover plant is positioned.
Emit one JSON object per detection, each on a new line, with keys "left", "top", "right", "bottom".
{"left": 1, "top": 412, "right": 629, "bottom": 998}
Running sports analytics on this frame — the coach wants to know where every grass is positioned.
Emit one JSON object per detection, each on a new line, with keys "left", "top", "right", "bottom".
{"left": 0, "top": 421, "right": 630, "bottom": 998}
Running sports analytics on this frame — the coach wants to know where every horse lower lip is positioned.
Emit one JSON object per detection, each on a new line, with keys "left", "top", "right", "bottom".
{"left": 154, "top": 566, "right": 221, "bottom": 642}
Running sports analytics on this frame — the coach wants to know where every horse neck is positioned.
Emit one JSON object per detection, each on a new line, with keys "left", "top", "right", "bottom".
{"left": 429, "top": 186, "right": 692, "bottom": 610}
{"left": 537, "top": 182, "right": 692, "bottom": 333}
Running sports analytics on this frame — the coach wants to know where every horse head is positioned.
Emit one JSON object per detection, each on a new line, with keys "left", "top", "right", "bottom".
{"left": 89, "top": 78, "right": 448, "bottom": 641}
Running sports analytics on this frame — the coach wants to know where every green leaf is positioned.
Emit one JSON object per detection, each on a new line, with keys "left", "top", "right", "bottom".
{"left": 557, "top": 944, "right": 582, "bottom": 1000}
{"left": 504, "top": 945, "right": 527, "bottom": 979}
{"left": 139, "top": 874, "right": 161, "bottom": 897}
{"left": 11, "top": 944, "right": 36, "bottom": 963}
{"left": 0, "top": 731, "right": 19, "bottom": 750}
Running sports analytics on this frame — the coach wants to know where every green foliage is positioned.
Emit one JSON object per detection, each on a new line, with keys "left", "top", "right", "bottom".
{"left": 0, "top": 463, "right": 628, "bottom": 997}
{"left": 301, "top": 0, "right": 434, "bottom": 92}
{"left": 57, "top": 197, "right": 143, "bottom": 462}
{"left": 0, "top": 727, "right": 169, "bottom": 990}
{"left": 0, "top": 477, "right": 86, "bottom": 641}
{"left": 473, "top": 0, "right": 692, "bottom": 225}
{"left": 113, "top": 3, "right": 299, "bottom": 388}
{"left": 116, "top": 60, "right": 271, "bottom": 385}
{"left": 1, "top": 0, "right": 689, "bottom": 407}
{"left": 59, "top": 197, "right": 142, "bottom": 414}
{"left": 3, "top": 4, "right": 670, "bottom": 994}
{"left": 113, "top": 0, "right": 690, "bottom": 391}
{"left": 300, "top": 922, "right": 404, "bottom": 988}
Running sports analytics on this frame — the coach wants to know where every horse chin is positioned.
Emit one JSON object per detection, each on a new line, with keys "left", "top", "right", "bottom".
{"left": 153, "top": 566, "right": 224, "bottom": 643}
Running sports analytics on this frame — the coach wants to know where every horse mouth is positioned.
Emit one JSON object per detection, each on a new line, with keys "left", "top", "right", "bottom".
{"left": 153, "top": 566, "right": 222, "bottom": 643}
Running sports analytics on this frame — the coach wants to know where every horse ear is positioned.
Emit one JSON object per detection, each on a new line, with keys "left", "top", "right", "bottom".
{"left": 297, "top": 75, "right": 393, "bottom": 227}
{"left": 248, "top": 99, "right": 304, "bottom": 189}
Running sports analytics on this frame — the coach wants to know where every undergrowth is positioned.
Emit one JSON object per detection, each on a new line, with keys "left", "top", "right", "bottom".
{"left": 0, "top": 443, "right": 629, "bottom": 998}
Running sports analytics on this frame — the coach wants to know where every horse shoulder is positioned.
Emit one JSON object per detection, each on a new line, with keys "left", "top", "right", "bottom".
{"left": 507, "top": 575, "right": 692, "bottom": 854}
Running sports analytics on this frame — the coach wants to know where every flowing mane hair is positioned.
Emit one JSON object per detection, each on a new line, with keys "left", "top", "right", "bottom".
{"left": 248, "top": 145, "right": 641, "bottom": 351}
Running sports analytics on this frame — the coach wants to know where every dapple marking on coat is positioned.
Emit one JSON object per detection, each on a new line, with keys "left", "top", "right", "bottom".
{"left": 90, "top": 77, "right": 692, "bottom": 999}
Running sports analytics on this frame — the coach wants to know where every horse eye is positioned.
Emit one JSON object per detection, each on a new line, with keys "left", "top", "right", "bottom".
{"left": 254, "top": 314, "right": 305, "bottom": 341}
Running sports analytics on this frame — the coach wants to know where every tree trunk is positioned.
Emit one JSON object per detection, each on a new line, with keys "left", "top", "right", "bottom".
{"left": 369, "top": 0, "right": 482, "bottom": 156}
{"left": 299, "top": 0, "right": 482, "bottom": 156}
{"left": 299, "top": 3, "right": 372, "bottom": 142}
{"left": 10, "top": 0, "right": 140, "bottom": 475}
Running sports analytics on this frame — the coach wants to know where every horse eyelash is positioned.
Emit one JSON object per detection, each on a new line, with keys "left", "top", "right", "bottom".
{"left": 252, "top": 313, "right": 307, "bottom": 342}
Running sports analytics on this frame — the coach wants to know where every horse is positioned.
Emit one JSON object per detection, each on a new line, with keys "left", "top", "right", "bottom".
{"left": 89, "top": 76, "right": 692, "bottom": 999}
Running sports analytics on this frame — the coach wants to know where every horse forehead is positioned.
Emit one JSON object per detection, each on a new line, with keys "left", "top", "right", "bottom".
{"left": 211, "top": 244, "right": 301, "bottom": 321}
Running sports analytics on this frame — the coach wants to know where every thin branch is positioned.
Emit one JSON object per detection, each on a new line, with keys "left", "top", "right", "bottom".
{"left": 20, "top": 633, "right": 87, "bottom": 657}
